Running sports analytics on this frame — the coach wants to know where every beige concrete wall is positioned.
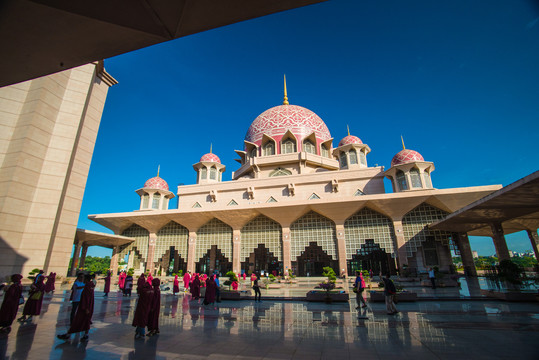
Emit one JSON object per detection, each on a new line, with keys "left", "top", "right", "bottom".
{"left": 0, "top": 62, "right": 115, "bottom": 279}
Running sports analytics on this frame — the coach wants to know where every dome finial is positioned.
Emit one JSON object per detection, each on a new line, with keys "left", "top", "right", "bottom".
{"left": 210, "top": 143, "right": 213, "bottom": 154}
{"left": 283, "top": 74, "right": 289, "bottom": 105}
{"left": 401, "top": 135, "right": 405, "bottom": 150}
{"left": 347, "top": 124, "right": 350, "bottom": 136}
{"left": 157, "top": 164, "right": 160, "bottom": 177}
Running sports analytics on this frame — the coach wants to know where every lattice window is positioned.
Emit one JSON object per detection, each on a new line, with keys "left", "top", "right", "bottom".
{"left": 410, "top": 168, "right": 422, "bottom": 188}
{"left": 290, "top": 211, "right": 337, "bottom": 260}
{"left": 155, "top": 221, "right": 189, "bottom": 262}
{"left": 152, "top": 193, "right": 160, "bottom": 209}
{"left": 281, "top": 139, "right": 296, "bottom": 154}
{"left": 249, "top": 147, "right": 257, "bottom": 158}
{"left": 119, "top": 224, "right": 149, "bottom": 265}
{"left": 303, "top": 140, "right": 316, "bottom": 154}
{"left": 210, "top": 167, "right": 217, "bottom": 180}
{"left": 200, "top": 167, "right": 207, "bottom": 179}
{"left": 402, "top": 203, "right": 452, "bottom": 257}
{"left": 345, "top": 208, "right": 396, "bottom": 259}
{"left": 423, "top": 171, "right": 432, "bottom": 188}
{"left": 349, "top": 149, "right": 358, "bottom": 164}
{"left": 195, "top": 218, "right": 233, "bottom": 261}
{"left": 321, "top": 144, "right": 329, "bottom": 158}
{"left": 270, "top": 168, "right": 292, "bottom": 177}
{"left": 359, "top": 151, "right": 367, "bottom": 165}
{"left": 396, "top": 170, "right": 408, "bottom": 191}
{"left": 241, "top": 215, "right": 282, "bottom": 261}
{"left": 263, "top": 142, "right": 275, "bottom": 156}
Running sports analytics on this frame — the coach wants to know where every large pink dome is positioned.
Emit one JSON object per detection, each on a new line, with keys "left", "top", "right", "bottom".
{"left": 338, "top": 135, "right": 363, "bottom": 147}
{"left": 200, "top": 153, "right": 221, "bottom": 163}
{"left": 245, "top": 105, "right": 331, "bottom": 148}
{"left": 144, "top": 176, "right": 169, "bottom": 191}
{"left": 391, "top": 149, "right": 424, "bottom": 167}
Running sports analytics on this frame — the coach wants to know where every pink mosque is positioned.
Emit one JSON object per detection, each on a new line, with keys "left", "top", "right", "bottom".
{"left": 90, "top": 81, "right": 500, "bottom": 277}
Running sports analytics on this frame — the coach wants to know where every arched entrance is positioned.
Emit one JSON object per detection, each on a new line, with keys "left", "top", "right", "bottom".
{"left": 156, "top": 246, "right": 187, "bottom": 275}
{"left": 242, "top": 244, "right": 281, "bottom": 275}
{"left": 347, "top": 239, "right": 396, "bottom": 275}
{"left": 293, "top": 242, "right": 337, "bottom": 276}
{"left": 196, "top": 245, "right": 232, "bottom": 274}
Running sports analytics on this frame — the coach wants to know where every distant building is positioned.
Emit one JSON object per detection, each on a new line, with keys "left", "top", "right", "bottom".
{"left": 472, "top": 251, "right": 479, "bottom": 259}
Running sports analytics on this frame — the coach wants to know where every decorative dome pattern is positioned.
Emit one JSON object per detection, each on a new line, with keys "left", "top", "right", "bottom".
{"left": 144, "top": 176, "right": 169, "bottom": 191}
{"left": 338, "top": 135, "right": 363, "bottom": 147}
{"left": 391, "top": 149, "right": 424, "bottom": 167}
{"left": 245, "top": 105, "right": 331, "bottom": 147}
{"left": 200, "top": 153, "right": 221, "bottom": 163}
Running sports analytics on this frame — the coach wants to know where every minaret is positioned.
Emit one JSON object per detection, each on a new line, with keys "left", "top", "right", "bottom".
{"left": 136, "top": 166, "right": 175, "bottom": 210}
{"left": 194, "top": 145, "right": 226, "bottom": 184}
{"left": 333, "top": 125, "right": 371, "bottom": 169}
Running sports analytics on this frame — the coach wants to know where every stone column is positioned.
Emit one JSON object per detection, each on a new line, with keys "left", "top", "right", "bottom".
{"left": 392, "top": 219, "right": 408, "bottom": 268}
{"left": 70, "top": 241, "right": 82, "bottom": 276}
{"left": 147, "top": 232, "right": 157, "bottom": 275}
{"left": 232, "top": 229, "right": 241, "bottom": 274}
{"left": 455, "top": 233, "right": 477, "bottom": 276}
{"left": 526, "top": 229, "right": 539, "bottom": 261}
{"left": 490, "top": 222, "right": 510, "bottom": 261}
{"left": 110, "top": 245, "right": 120, "bottom": 275}
{"left": 139, "top": 194, "right": 145, "bottom": 210}
{"left": 335, "top": 222, "right": 348, "bottom": 277}
{"left": 282, "top": 227, "right": 292, "bottom": 275}
{"left": 187, "top": 232, "right": 197, "bottom": 273}
{"left": 79, "top": 245, "right": 88, "bottom": 268}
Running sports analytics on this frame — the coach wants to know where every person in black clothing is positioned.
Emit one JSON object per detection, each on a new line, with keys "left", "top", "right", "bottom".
{"left": 382, "top": 274, "right": 398, "bottom": 315}
{"left": 252, "top": 275, "right": 261, "bottom": 302}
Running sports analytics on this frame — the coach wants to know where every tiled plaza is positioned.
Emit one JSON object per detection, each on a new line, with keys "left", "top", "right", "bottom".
{"left": 0, "top": 281, "right": 538, "bottom": 360}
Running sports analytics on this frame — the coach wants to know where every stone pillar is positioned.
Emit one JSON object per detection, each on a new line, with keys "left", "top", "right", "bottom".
{"left": 490, "top": 222, "right": 510, "bottom": 261}
{"left": 282, "top": 227, "right": 292, "bottom": 275}
{"left": 147, "top": 232, "right": 157, "bottom": 275}
{"left": 526, "top": 229, "right": 539, "bottom": 261}
{"left": 79, "top": 245, "right": 88, "bottom": 268}
{"left": 232, "top": 229, "right": 241, "bottom": 274}
{"left": 70, "top": 241, "right": 82, "bottom": 276}
{"left": 455, "top": 233, "right": 477, "bottom": 276}
{"left": 392, "top": 219, "right": 408, "bottom": 268}
{"left": 187, "top": 232, "right": 197, "bottom": 273}
{"left": 110, "top": 245, "right": 120, "bottom": 275}
{"left": 335, "top": 223, "right": 348, "bottom": 277}
{"left": 139, "top": 194, "right": 145, "bottom": 210}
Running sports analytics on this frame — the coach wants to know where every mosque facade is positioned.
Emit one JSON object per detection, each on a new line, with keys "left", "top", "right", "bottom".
{"left": 90, "top": 85, "right": 500, "bottom": 277}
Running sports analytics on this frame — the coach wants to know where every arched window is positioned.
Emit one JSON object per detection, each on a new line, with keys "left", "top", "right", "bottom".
{"left": 359, "top": 151, "right": 367, "bottom": 165}
{"left": 270, "top": 167, "right": 292, "bottom": 177}
{"left": 321, "top": 144, "right": 329, "bottom": 158}
{"left": 303, "top": 140, "right": 316, "bottom": 154}
{"left": 349, "top": 149, "right": 358, "bottom": 164}
{"left": 263, "top": 142, "right": 275, "bottom": 156}
{"left": 249, "top": 147, "right": 257, "bottom": 159}
{"left": 423, "top": 171, "right": 432, "bottom": 188}
{"left": 281, "top": 139, "right": 296, "bottom": 154}
{"left": 200, "top": 167, "right": 207, "bottom": 180}
{"left": 210, "top": 167, "right": 217, "bottom": 180}
{"left": 152, "top": 193, "right": 161, "bottom": 209}
{"left": 142, "top": 194, "right": 149, "bottom": 209}
{"left": 410, "top": 168, "right": 422, "bottom": 188}
{"left": 339, "top": 152, "right": 348, "bottom": 167}
{"left": 396, "top": 170, "right": 408, "bottom": 191}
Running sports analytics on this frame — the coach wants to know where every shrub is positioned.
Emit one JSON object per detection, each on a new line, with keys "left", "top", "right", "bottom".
{"left": 323, "top": 267, "right": 337, "bottom": 282}
{"left": 225, "top": 271, "right": 238, "bottom": 282}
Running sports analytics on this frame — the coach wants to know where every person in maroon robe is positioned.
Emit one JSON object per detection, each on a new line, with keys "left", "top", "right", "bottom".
{"left": 136, "top": 274, "right": 146, "bottom": 295}
{"left": 132, "top": 281, "right": 153, "bottom": 339}
{"left": 18, "top": 275, "right": 45, "bottom": 322}
{"left": 190, "top": 275, "right": 201, "bottom": 300}
{"left": 204, "top": 276, "right": 217, "bottom": 306}
{"left": 0, "top": 274, "right": 23, "bottom": 333}
{"left": 57, "top": 274, "right": 95, "bottom": 342}
{"left": 103, "top": 271, "right": 111, "bottom": 297}
{"left": 44, "top": 272, "right": 56, "bottom": 293}
{"left": 147, "top": 278, "right": 161, "bottom": 336}
{"left": 173, "top": 275, "right": 180, "bottom": 295}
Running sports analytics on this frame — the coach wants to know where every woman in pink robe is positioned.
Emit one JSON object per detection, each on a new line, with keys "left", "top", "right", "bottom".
{"left": 231, "top": 280, "right": 238, "bottom": 291}
{"left": 147, "top": 273, "right": 153, "bottom": 285}
{"left": 242, "top": 273, "right": 246, "bottom": 281}
{"left": 57, "top": 275, "right": 95, "bottom": 341}
{"left": 118, "top": 271, "right": 126, "bottom": 291}
{"left": 183, "top": 272, "right": 191, "bottom": 291}
{"left": 147, "top": 278, "right": 161, "bottom": 336}
{"left": 18, "top": 276, "right": 45, "bottom": 322}
{"left": 173, "top": 275, "right": 180, "bottom": 295}
{"left": 0, "top": 274, "right": 23, "bottom": 333}
{"left": 190, "top": 275, "right": 201, "bottom": 300}
{"left": 44, "top": 272, "right": 56, "bottom": 293}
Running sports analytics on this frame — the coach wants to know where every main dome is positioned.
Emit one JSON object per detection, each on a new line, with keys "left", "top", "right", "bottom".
{"left": 144, "top": 176, "right": 169, "bottom": 191}
{"left": 391, "top": 149, "right": 424, "bottom": 167}
{"left": 245, "top": 105, "right": 332, "bottom": 147}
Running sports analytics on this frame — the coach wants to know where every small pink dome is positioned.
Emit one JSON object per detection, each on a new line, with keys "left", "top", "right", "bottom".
{"left": 144, "top": 176, "right": 169, "bottom": 191}
{"left": 200, "top": 153, "right": 221, "bottom": 164}
{"left": 338, "top": 135, "right": 363, "bottom": 147}
{"left": 391, "top": 149, "right": 424, "bottom": 167}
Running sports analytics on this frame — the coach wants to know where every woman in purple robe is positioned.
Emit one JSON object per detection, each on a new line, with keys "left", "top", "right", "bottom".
{"left": 103, "top": 271, "right": 111, "bottom": 297}
{"left": 132, "top": 282, "right": 153, "bottom": 339}
{"left": 44, "top": 272, "right": 56, "bottom": 293}
{"left": 204, "top": 276, "right": 217, "bottom": 306}
{"left": 147, "top": 278, "right": 161, "bottom": 336}
{"left": 136, "top": 274, "right": 146, "bottom": 295}
{"left": 190, "top": 275, "right": 201, "bottom": 300}
{"left": 173, "top": 275, "right": 180, "bottom": 295}
{"left": 57, "top": 274, "right": 95, "bottom": 342}
{"left": 18, "top": 275, "right": 45, "bottom": 322}
{"left": 0, "top": 274, "right": 23, "bottom": 333}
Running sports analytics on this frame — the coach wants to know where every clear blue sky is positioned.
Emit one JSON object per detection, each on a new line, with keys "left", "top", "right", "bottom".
{"left": 78, "top": 0, "right": 539, "bottom": 258}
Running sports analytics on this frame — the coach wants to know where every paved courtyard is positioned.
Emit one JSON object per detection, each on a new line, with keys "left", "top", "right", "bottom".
{"left": 0, "top": 282, "right": 538, "bottom": 360}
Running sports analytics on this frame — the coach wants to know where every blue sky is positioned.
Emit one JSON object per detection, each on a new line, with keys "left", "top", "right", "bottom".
{"left": 78, "top": 0, "right": 539, "bottom": 258}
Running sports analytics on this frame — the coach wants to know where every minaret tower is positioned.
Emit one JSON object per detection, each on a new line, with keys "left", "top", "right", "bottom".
{"left": 333, "top": 125, "right": 371, "bottom": 169}
{"left": 193, "top": 144, "right": 226, "bottom": 184}
{"left": 136, "top": 166, "right": 175, "bottom": 210}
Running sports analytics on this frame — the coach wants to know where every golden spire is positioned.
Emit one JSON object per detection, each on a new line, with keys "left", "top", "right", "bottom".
{"left": 210, "top": 143, "right": 213, "bottom": 154}
{"left": 283, "top": 74, "right": 289, "bottom": 105}
{"left": 401, "top": 135, "right": 405, "bottom": 150}
{"left": 347, "top": 125, "right": 350, "bottom": 136}
{"left": 157, "top": 164, "right": 160, "bottom": 177}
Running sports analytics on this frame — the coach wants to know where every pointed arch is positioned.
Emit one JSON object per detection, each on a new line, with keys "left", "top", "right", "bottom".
{"left": 402, "top": 203, "right": 451, "bottom": 257}
{"left": 155, "top": 221, "right": 189, "bottom": 272}
{"left": 241, "top": 215, "right": 282, "bottom": 261}
{"left": 120, "top": 224, "right": 149, "bottom": 269}
{"left": 281, "top": 130, "right": 297, "bottom": 154}
{"left": 270, "top": 167, "right": 292, "bottom": 177}
{"left": 195, "top": 218, "right": 233, "bottom": 262}
{"left": 290, "top": 211, "right": 337, "bottom": 261}
{"left": 345, "top": 208, "right": 396, "bottom": 259}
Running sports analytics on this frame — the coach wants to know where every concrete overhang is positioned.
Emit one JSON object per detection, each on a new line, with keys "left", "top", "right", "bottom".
{"left": 430, "top": 171, "right": 539, "bottom": 236}
{"left": 75, "top": 228, "right": 134, "bottom": 248}
{"left": 0, "top": 0, "right": 327, "bottom": 87}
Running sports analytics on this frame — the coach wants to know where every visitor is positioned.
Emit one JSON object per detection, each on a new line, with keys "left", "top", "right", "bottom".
{"left": 183, "top": 271, "right": 191, "bottom": 292}
{"left": 173, "top": 274, "right": 180, "bottom": 295}
{"left": 242, "top": 273, "right": 246, "bottom": 281}
{"left": 124, "top": 272, "right": 134, "bottom": 297}
{"left": 57, "top": 274, "right": 95, "bottom": 342}
{"left": 232, "top": 280, "right": 239, "bottom": 290}
{"left": 354, "top": 271, "right": 367, "bottom": 309}
{"left": 382, "top": 274, "right": 398, "bottom": 315}
{"left": 147, "top": 278, "right": 161, "bottom": 336}
{"left": 44, "top": 272, "right": 56, "bottom": 293}
{"left": 250, "top": 272, "right": 257, "bottom": 287}
{"left": 147, "top": 273, "right": 153, "bottom": 284}
{"left": 132, "top": 281, "right": 154, "bottom": 339}
{"left": 136, "top": 274, "right": 146, "bottom": 295}
{"left": 18, "top": 275, "right": 45, "bottom": 323}
{"left": 0, "top": 274, "right": 23, "bottom": 333}
{"left": 428, "top": 267, "right": 436, "bottom": 289}
{"left": 67, "top": 273, "right": 86, "bottom": 325}
{"left": 204, "top": 275, "right": 217, "bottom": 306}
{"left": 118, "top": 271, "right": 126, "bottom": 291}
{"left": 190, "top": 274, "right": 201, "bottom": 300}
{"left": 102, "top": 270, "right": 111, "bottom": 297}
{"left": 252, "top": 274, "right": 261, "bottom": 302}
{"left": 33, "top": 270, "right": 44, "bottom": 284}
{"left": 214, "top": 274, "right": 221, "bottom": 303}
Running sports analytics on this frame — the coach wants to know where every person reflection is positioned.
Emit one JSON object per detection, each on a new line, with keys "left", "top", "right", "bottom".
{"left": 191, "top": 302, "right": 200, "bottom": 326}
{"left": 55, "top": 337, "right": 88, "bottom": 360}
{"left": 170, "top": 295, "right": 179, "bottom": 318}
{"left": 128, "top": 332, "right": 158, "bottom": 360}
